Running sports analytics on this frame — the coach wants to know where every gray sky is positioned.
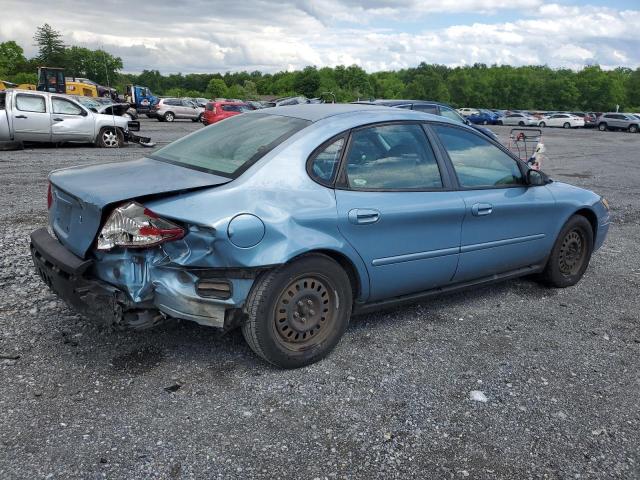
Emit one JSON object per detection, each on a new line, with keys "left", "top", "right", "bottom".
{"left": 1, "top": 0, "right": 638, "bottom": 73}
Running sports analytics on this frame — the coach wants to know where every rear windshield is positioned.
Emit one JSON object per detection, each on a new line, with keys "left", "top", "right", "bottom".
{"left": 150, "top": 113, "right": 310, "bottom": 178}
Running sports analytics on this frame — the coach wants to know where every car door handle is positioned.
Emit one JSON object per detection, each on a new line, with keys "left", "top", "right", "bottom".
{"left": 471, "top": 203, "right": 493, "bottom": 216}
{"left": 348, "top": 208, "right": 380, "bottom": 225}
{"left": 15, "top": 115, "right": 27, "bottom": 119}
{"left": 53, "top": 117, "right": 64, "bottom": 122}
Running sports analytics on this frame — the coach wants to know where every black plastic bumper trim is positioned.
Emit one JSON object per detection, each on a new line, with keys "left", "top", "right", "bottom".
{"left": 30, "top": 228, "right": 92, "bottom": 276}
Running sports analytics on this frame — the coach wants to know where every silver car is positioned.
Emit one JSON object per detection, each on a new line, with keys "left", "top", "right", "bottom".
{"left": 151, "top": 98, "right": 204, "bottom": 122}
{"left": 597, "top": 113, "right": 640, "bottom": 133}
{"left": 498, "top": 112, "right": 540, "bottom": 126}
{"left": 0, "top": 89, "right": 145, "bottom": 148}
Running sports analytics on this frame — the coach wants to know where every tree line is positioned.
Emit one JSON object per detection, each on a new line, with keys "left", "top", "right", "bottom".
{"left": 1, "top": 24, "right": 639, "bottom": 111}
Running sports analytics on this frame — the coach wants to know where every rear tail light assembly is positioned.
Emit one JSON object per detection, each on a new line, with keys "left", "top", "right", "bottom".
{"left": 97, "top": 201, "right": 184, "bottom": 250}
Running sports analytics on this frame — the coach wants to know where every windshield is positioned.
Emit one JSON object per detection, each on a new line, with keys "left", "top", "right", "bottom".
{"left": 151, "top": 113, "right": 310, "bottom": 178}
{"left": 75, "top": 96, "right": 101, "bottom": 109}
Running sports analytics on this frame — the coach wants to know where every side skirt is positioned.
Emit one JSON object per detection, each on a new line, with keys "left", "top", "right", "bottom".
{"left": 352, "top": 264, "right": 544, "bottom": 315}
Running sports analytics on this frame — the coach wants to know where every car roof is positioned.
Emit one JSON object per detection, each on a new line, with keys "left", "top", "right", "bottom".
{"left": 257, "top": 103, "right": 408, "bottom": 122}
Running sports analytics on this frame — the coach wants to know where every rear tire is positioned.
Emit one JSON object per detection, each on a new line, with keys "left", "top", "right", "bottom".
{"left": 96, "top": 127, "right": 124, "bottom": 148}
{"left": 598, "top": 122, "right": 607, "bottom": 131}
{"left": 497, "top": 120, "right": 503, "bottom": 125}
{"left": 563, "top": 122, "right": 571, "bottom": 129}
{"left": 241, "top": 254, "right": 352, "bottom": 368}
{"left": 164, "top": 112, "right": 175, "bottom": 122}
{"left": 540, "top": 215, "right": 594, "bottom": 288}
{"left": 539, "top": 121, "right": 546, "bottom": 128}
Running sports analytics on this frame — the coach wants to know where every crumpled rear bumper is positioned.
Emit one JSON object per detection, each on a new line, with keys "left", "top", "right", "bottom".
{"left": 30, "top": 228, "right": 249, "bottom": 329}
{"left": 30, "top": 228, "right": 128, "bottom": 326}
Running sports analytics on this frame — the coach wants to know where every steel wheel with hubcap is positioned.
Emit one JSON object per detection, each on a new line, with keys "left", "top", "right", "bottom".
{"left": 242, "top": 254, "right": 352, "bottom": 368}
{"left": 540, "top": 215, "right": 593, "bottom": 288}
{"left": 273, "top": 275, "right": 335, "bottom": 349}
{"left": 558, "top": 229, "right": 587, "bottom": 276}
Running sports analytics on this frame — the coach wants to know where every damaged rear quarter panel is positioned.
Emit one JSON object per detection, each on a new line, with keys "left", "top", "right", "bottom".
{"left": 141, "top": 117, "right": 373, "bottom": 301}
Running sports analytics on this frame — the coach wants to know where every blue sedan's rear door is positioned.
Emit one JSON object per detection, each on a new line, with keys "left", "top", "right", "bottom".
{"left": 334, "top": 123, "right": 465, "bottom": 302}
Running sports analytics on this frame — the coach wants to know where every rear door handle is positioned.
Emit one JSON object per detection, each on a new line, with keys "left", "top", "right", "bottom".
{"left": 471, "top": 203, "right": 493, "bottom": 216}
{"left": 53, "top": 117, "right": 64, "bottom": 122}
{"left": 15, "top": 115, "right": 27, "bottom": 119}
{"left": 348, "top": 208, "right": 380, "bottom": 225}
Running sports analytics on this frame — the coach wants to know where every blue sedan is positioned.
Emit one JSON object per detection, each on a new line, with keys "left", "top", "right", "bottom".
{"left": 467, "top": 109, "right": 500, "bottom": 125}
{"left": 31, "top": 104, "right": 610, "bottom": 368}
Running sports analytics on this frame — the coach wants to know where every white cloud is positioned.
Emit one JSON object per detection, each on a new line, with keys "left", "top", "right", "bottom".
{"left": 0, "top": 1, "right": 638, "bottom": 73}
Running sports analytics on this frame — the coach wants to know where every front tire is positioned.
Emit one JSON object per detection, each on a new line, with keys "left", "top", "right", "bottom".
{"left": 539, "top": 121, "right": 546, "bottom": 128}
{"left": 629, "top": 124, "right": 638, "bottom": 133}
{"left": 96, "top": 127, "right": 124, "bottom": 148}
{"left": 242, "top": 254, "right": 352, "bottom": 368}
{"left": 518, "top": 121, "right": 525, "bottom": 126}
{"left": 540, "top": 215, "right": 594, "bottom": 288}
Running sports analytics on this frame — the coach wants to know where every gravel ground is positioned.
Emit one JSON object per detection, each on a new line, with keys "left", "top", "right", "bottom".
{"left": 1, "top": 119, "right": 639, "bottom": 479}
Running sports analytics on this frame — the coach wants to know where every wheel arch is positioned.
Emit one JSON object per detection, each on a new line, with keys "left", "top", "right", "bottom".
{"left": 573, "top": 207, "right": 598, "bottom": 238}
{"left": 287, "top": 249, "right": 365, "bottom": 302}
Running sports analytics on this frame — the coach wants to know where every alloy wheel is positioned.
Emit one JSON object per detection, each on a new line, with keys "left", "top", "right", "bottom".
{"left": 102, "top": 129, "right": 119, "bottom": 147}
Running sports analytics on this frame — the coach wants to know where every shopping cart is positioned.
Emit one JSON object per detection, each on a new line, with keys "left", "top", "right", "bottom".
{"left": 508, "top": 128, "right": 545, "bottom": 170}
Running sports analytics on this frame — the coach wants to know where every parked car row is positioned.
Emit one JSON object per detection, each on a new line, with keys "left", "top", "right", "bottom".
{"left": 456, "top": 106, "right": 638, "bottom": 133}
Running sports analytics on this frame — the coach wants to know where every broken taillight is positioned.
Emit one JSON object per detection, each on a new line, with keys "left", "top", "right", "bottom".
{"left": 96, "top": 201, "right": 184, "bottom": 250}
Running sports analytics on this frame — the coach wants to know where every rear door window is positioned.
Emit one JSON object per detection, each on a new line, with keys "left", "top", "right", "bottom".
{"left": 16, "top": 94, "right": 46, "bottom": 113}
{"left": 343, "top": 123, "right": 443, "bottom": 190}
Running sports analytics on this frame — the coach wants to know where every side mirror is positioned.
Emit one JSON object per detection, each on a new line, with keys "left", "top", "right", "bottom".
{"left": 527, "top": 169, "right": 546, "bottom": 186}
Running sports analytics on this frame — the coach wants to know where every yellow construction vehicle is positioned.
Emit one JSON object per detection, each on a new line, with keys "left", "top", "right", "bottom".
{"left": 36, "top": 67, "right": 98, "bottom": 97}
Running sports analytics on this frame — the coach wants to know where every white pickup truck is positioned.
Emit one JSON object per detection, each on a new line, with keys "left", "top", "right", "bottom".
{"left": 0, "top": 89, "right": 152, "bottom": 149}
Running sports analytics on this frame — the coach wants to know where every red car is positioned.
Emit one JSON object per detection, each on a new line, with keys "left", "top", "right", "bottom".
{"left": 202, "top": 101, "right": 250, "bottom": 125}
